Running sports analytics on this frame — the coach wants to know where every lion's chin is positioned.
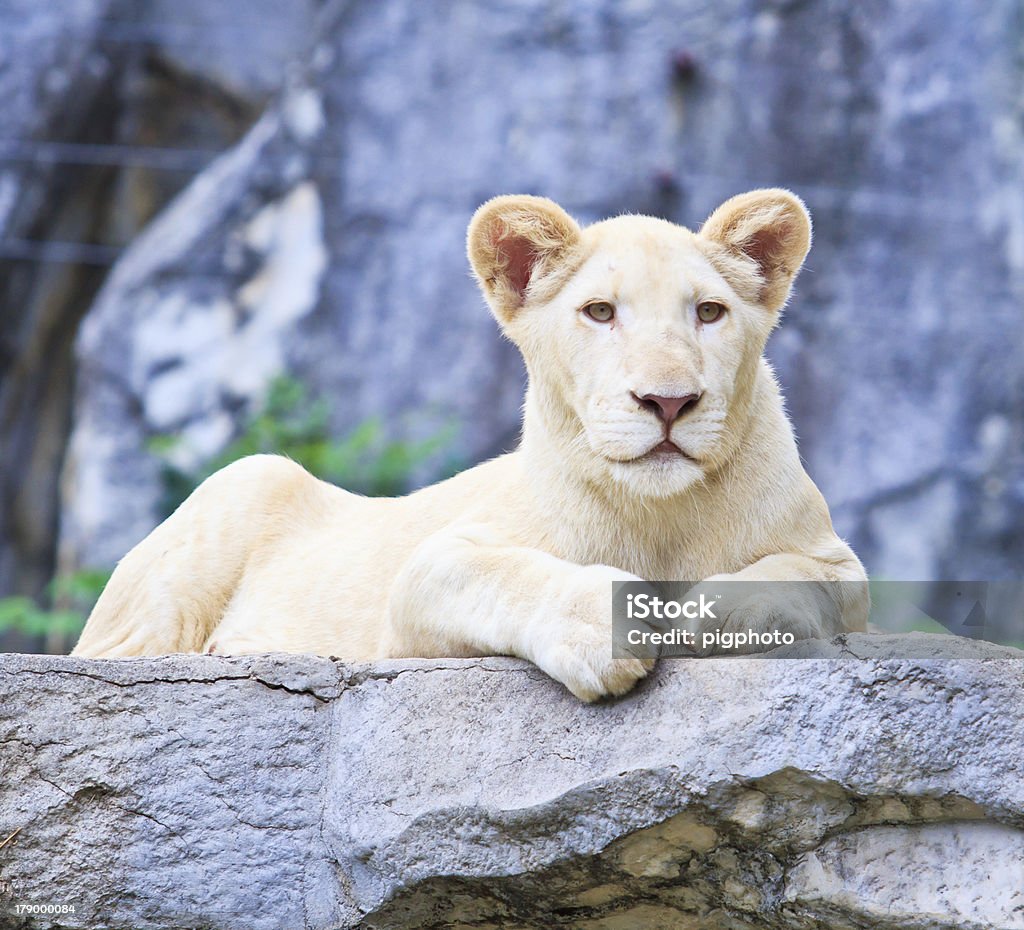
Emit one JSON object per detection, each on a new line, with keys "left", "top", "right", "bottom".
{"left": 603, "top": 452, "right": 705, "bottom": 499}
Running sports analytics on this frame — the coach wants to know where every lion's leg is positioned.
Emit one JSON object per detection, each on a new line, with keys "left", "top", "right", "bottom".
{"left": 72, "top": 455, "right": 322, "bottom": 658}
{"left": 382, "top": 523, "right": 651, "bottom": 702}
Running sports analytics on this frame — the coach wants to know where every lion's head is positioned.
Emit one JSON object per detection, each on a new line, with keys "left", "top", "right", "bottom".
{"left": 468, "top": 189, "right": 811, "bottom": 499}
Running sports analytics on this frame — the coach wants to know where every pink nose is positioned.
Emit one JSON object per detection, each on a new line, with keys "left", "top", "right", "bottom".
{"left": 632, "top": 392, "right": 702, "bottom": 424}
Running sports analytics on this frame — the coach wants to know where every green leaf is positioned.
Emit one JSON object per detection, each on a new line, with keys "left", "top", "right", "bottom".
{"left": 0, "top": 597, "right": 35, "bottom": 630}
{"left": 146, "top": 374, "right": 462, "bottom": 514}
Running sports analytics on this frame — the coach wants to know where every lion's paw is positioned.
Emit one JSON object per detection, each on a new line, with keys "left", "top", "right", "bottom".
{"left": 540, "top": 640, "right": 651, "bottom": 702}
{"left": 680, "top": 577, "right": 832, "bottom": 656}
{"left": 530, "top": 565, "right": 653, "bottom": 701}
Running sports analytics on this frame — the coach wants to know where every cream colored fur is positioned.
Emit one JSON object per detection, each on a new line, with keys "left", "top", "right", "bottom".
{"left": 73, "top": 189, "right": 868, "bottom": 701}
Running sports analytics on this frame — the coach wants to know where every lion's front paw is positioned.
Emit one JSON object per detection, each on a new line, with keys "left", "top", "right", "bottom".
{"left": 682, "top": 577, "right": 835, "bottom": 656}
{"left": 540, "top": 640, "right": 651, "bottom": 702}
{"left": 530, "top": 565, "right": 653, "bottom": 702}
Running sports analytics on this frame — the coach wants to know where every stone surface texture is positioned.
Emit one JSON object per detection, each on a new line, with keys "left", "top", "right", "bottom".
{"left": 1, "top": 632, "right": 1023, "bottom": 929}
{"left": 55, "top": 0, "right": 1024, "bottom": 593}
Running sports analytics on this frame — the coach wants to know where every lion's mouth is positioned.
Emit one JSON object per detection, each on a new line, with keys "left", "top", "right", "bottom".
{"left": 622, "top": 439, "right": 698, "bottom": 464}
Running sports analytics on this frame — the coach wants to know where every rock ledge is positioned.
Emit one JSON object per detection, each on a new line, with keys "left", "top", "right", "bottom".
{"left": 1, "top": 633, "right": 1022, "bottom": 929}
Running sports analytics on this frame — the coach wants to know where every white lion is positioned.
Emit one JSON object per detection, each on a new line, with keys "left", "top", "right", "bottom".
{"left": 73, "top": 189, "right": 868, "bottom": 701}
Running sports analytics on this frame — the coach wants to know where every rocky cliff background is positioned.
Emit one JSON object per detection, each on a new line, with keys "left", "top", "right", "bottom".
{"left": 1, "top": 0, "right": 1022, "bottom": 649}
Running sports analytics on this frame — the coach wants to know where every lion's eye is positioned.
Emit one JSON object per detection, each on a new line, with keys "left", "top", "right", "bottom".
{"left": 696, "top": 301, "right": 727, "bottom": 324}
{"left": 582, "top": 301, "right": 615, "bottom": 324}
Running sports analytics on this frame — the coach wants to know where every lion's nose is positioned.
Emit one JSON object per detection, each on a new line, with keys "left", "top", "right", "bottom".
{"left": 632, "top": 392, "right": 702, "bottom": 424}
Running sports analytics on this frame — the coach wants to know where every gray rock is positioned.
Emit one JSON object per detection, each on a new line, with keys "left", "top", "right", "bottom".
{"left": 58, "top": 0, "right": 1024, "bottom": 591}
{"left": 1, "top": 632, "right": 1023, "bottom": 929}
{"left": 140, "top": 0, "right": 323, "bottom": 101}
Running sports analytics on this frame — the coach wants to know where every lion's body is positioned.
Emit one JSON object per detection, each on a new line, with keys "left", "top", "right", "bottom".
{"left": 74, "top": 190, "right": 868, "bottom": 701}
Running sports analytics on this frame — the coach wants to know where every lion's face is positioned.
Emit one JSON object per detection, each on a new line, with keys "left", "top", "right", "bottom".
{"left": 527, "top": 217, "right": 774, "bottom": 497}
{"left": 468, "top": 190, "right": 811, "bottom": 499}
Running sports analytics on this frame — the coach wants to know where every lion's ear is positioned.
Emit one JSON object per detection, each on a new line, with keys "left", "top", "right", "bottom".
{"left": 467, "top": 195, "right": 582, "bottom": 323}
{"left": 699, "top": 189, "right": 812, "bottom": 311}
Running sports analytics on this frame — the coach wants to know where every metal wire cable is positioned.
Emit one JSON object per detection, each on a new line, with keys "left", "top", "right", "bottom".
{"left": 0, "top": 238, "right": 124, "bottom": 265}
{"left": 0, "top": 139, "right": 220, "bottom": 172}
{"left": 0, "top": 18, "right": 310, "bottom": 49}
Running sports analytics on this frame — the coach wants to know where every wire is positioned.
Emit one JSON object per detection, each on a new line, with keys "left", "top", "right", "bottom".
{"left": 0, "top": 138, "right": 989, "bottom": 213}
{"left": 0, "top": 239, "right": 123, "bottom": 266}
{"left": 0, "top": 140, "right": 219, "bottom": 172}
{"left": 0, "top": 19, "right": 303, "bottom": 50}
{"left": 0, "top": 138, "right": 1011, "bottom": 269}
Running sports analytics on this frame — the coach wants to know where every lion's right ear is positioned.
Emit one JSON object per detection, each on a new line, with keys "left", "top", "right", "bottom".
{"left": 467, "top": 195, "right": 582, "bottom": 324}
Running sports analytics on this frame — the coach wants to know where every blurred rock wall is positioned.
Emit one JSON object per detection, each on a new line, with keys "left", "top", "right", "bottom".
{"left": 3, "top": 0, "right": 1022, "bottom": 591}
{"left": 0, "top": 0, "right": 321, "bottom": 599}
{"left": 0, "top": 0, "right": 123, "bottom": 602}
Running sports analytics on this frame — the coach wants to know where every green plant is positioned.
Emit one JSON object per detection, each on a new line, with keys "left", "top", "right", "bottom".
{"left": 150, "top": 374, "right": 459, "bottom": 516}
{"left": 0, "top": 569, "right": 111, "bottom": 640}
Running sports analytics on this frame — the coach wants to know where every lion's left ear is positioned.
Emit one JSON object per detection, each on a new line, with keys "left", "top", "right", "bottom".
{"left": 699, "top": 189, "right": 812, "bottom": 311}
